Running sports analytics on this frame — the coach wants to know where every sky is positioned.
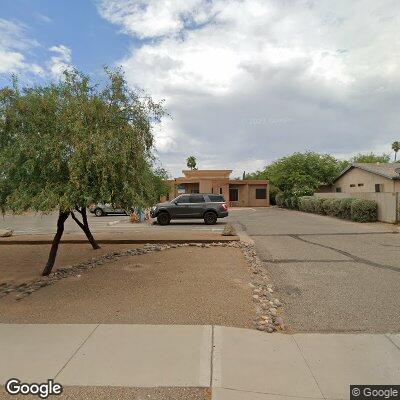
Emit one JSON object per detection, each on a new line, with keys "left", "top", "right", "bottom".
{"left": 1, "top": 0, "right": 399, "bottom": 177}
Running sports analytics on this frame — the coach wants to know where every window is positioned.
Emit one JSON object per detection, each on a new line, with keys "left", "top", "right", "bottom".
{"left": 177, "top": 183, "right": 186, "bottom": 194}
{"left": 219, "top": 188, "right": 223, "bottom": 194}
{"left": 208, "top": 195, "right": 224, "bottom": 202}
{"left": 229, "top": 188, "right": 239, "bottom": 201}
{"left": 350, "top": 184, "right": 356, "bottom": 187}
{"left": 191, "top": 189, "right": 199, "bottom": 193}
{"left": 189, "top": 194, "right": 205, "bottom": 203}
{"left": 358, "top": 183, "right": 364, "bottom": 187}
{"left": 375, "top": 184, "right": 383, "bottom": 193}
{"left": 336, "top": 187, "right": 342, "bottom": 193}
{"left": 175, "top": 195, "right": 190, "bottom": 203}
{"left": 255, "top": 188, "right": 267, "bottom": 199}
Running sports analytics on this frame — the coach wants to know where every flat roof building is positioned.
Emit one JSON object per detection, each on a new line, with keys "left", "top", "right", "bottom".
{"left": 161, "top": 169, "right": 269, "bottom": 207}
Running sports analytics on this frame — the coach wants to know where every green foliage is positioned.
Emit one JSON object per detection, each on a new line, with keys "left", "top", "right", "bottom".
{"left": 269, "top": 185, "right": 280, "bottom": 205}
{"left": 338, "top": 198, "right": 354, "bottom": 219}
{"left": 283, "top": 197, "right": 292, "bottom": 209}
{"left": 350, "top": 199, "right": 378, "bottom": 222}
{"left": 186, "top": 156, "right": 197, "bottom": 170}
{"left": 298, "top": 196, "right": 377, "bottom": 223}
{"left": 350, "top": 152, "right": 390, "bottom": 163}
{"left": 245, "top": 152, "right": 347, "bottom": 197}
{"left": 275, "top": 193, "right": 285, "bottom": 207}
{"left": 322, "top": 198, "right": 342, "bottom": 217}
{"left": 289, "top": 196, "right": 299, "bottom": 210}
{"left": 392, "top": 141, "right": 400, "bottom": 161}
{"left": 298, "top": 196, "right": 314, "bottom": 213}
{"left": 0, "top": 68, "right": 166, "bottom": 214}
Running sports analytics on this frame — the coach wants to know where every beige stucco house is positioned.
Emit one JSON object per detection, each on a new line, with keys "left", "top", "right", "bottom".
{"left": 317, "top": 163, "right": 400, "bottom": 223}
{"left": 331, "top": 163, "right": 400, "bottom": 193}
{"left": 161, "top": 169, "right": 269, "bottom": 207}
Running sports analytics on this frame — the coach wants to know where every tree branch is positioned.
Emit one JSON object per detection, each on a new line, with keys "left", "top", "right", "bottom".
{"left": 70, "top": 211, "right": 84, "bottom": 229}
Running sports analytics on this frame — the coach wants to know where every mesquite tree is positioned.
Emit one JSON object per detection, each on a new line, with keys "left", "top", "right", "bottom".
{"left": 0, "top": 68, "right": 166, "bottom": 275}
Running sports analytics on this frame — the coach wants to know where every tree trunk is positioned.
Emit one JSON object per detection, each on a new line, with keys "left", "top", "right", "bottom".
{"left": 70, "top": 207, "right": 100, "bottom": 250}
{"left": 42, "top": 211, "right": 70, "bottom": 276}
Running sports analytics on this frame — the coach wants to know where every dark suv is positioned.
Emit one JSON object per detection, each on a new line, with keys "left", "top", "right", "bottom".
{"left": 151, "top": 193, "right": 228, "bottom": 225}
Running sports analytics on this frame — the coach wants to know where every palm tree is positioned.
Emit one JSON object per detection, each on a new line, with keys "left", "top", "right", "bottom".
{"left": 186, "top": 156, "right": 197, "bottom": 170}
{"left": 392, "top": 141, "right": 400, "bottom": 161}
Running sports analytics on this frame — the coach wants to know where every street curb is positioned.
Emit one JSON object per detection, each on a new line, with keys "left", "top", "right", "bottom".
{"left": 0, "top": 237, "right": 239, "bottom": 245}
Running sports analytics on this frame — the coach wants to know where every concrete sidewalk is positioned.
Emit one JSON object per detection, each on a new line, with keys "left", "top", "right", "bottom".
{"left": 1, "top": 325, "right": 399, "bottom": 400}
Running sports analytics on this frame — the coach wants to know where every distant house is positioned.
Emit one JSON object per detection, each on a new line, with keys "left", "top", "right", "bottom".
{"left": 161, "top": 169, "right": 269, "bottom": 207}
{"left": 316, "top": 163, "right": 400, "bottom": 223}
{"left": 331, "top": 163, "right": 400, "bottom": 193}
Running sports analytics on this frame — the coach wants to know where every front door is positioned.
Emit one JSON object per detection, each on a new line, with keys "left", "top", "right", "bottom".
{"left": 229, "top": 188, "right": 239, "bottom": 202}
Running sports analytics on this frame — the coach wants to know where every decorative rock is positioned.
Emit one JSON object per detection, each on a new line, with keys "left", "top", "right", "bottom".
{"left": 273, "top": 299, "right": 282, "bottom": 307}
{"left": 222, "top": 224, "right": 236, "bottom": 236}
{"left": 264, "top": 292, "right": 273, "bottom": 300}
{"left": 0, "top": 228, "right": 13, "bottom": 237}
{"left": 274, "top": 317, "right": 284, "bottom": 327}
{"left": 266, "top": 325, "right": 275, "bottom": 333}
{"left": 269, "top": 307, "right": 277, "bottom": 317}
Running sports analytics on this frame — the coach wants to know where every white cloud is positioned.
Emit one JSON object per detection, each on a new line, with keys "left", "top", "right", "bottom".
{"left": 48, "top": 45, "right": 73, "bottom": 77}
{"left": 101, "top": 0, "right": 400, "bottom": 176}
{"left": 97, "top": 0, "right": 216, "bottom": 38}
{"left": 0, "top": 18, "right": 43, "bottom": 74}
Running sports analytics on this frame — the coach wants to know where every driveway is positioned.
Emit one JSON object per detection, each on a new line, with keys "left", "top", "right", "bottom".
{"left": 0, "top": 212, "right": 227, "bottom": 236}
{"left": 227, "top": 207, "right": 400, "bottom": 333}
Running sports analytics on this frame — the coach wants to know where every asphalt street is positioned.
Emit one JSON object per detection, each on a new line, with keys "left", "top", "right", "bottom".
{"left": 227, "top": 207, "right": 400, "bottom": 333}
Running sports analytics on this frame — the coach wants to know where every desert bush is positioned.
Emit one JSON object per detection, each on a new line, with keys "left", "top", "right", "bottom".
{"left": 284, "top": 197, "right": 292, "bottom": 209}
{"left": 298, "top": 196, "right": 314, "bottom": 212}
{"left": 324, "top": 198, "right": 342, "bottom": 217}
{"left": 269, "top": 185, "right": 281, "bottom": 205}
{"left": 338, "top": 198, "right": 355, "bottom": 219}
{"left": 290, "top": 196, "right": 299, "bottom": 210}
{"left": 298, "top": 196, "right": 378, "bottom": 223}
{"left": 275, "top": 193, "right": 285, "bottom": 208}
{"left": 350, "top": 199, "right": 378, "bottom": 222}
{"left": 313, "top": 197, "right": 327, "bottom": 214}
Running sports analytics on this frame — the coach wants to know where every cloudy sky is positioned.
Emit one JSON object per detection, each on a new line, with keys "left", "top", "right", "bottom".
{"left": 1, "top": 0, "right": 399, "bottom": 177}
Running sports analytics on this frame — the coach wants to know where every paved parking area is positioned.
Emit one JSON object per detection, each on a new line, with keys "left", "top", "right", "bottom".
{"left": 0, "top": 212, "right": 227, "bottom": 236}
{"left": 227, "top": 207, "right": 400, "bottom": 333}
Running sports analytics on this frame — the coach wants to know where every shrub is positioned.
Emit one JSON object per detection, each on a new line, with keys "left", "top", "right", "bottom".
{"left": 284, "top": 197, "right": 292, "bottom": 209}
{"left": 323, "top": 198, "right": 342, "bottom": 217}
{"left": 314, "top": 197, "right": 328, "bottom": 214}
{"left": 338, "top": 198, "right": 355, "bottom": 219}
{"left": 350, "top": 199, "right": 378, "bottom": 222}
{"left": 269, "top": 186, "right": 281, "bottom": 205}
{"left": 275, "top": 193, "right": 285, "bottom": 208}
{"left": 290, "top": 196, "right": 299, "bottom": 210}
{"left": 298, "top": 196, "right": 314, "bottom": 212}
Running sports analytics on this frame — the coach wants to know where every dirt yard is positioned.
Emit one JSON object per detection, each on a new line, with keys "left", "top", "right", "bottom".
{"left": 0, "top": 387, "right": 211, "bottom": 400}
{"left": 0, "top": 243, "right": 142, "bottom": 284}
{"left": 0, "top": 246, "right": 255, "bottom": 328}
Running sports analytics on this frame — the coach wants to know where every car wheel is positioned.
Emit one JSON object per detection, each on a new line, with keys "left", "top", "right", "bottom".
{"left": 204, "top": 211, "right": 217, "bottom": 225}
{"left": 94, "top": 208, "right": 104, "bottom": 217}
{"left": 157, "top": 213, "right": 171, "bottom": 226}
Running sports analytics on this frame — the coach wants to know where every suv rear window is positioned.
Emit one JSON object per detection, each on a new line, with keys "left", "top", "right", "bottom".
{"left": 189, "top": 194, "right": 205, "bottom": 203}
{"left": 208, "top": 195, "right": 225, "bottom": 202}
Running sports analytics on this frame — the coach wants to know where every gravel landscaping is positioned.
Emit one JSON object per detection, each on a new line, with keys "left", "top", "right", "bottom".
{"left": 0, "top": 241, "right": 284, "bottom": 332}
{"left": 0, "top": 386, "right": 211, "bottom": 400}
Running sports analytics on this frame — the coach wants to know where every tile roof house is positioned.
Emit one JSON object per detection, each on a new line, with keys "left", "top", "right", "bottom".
{"left": 331, "top": 163, "right": 400, "bottom": 193}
